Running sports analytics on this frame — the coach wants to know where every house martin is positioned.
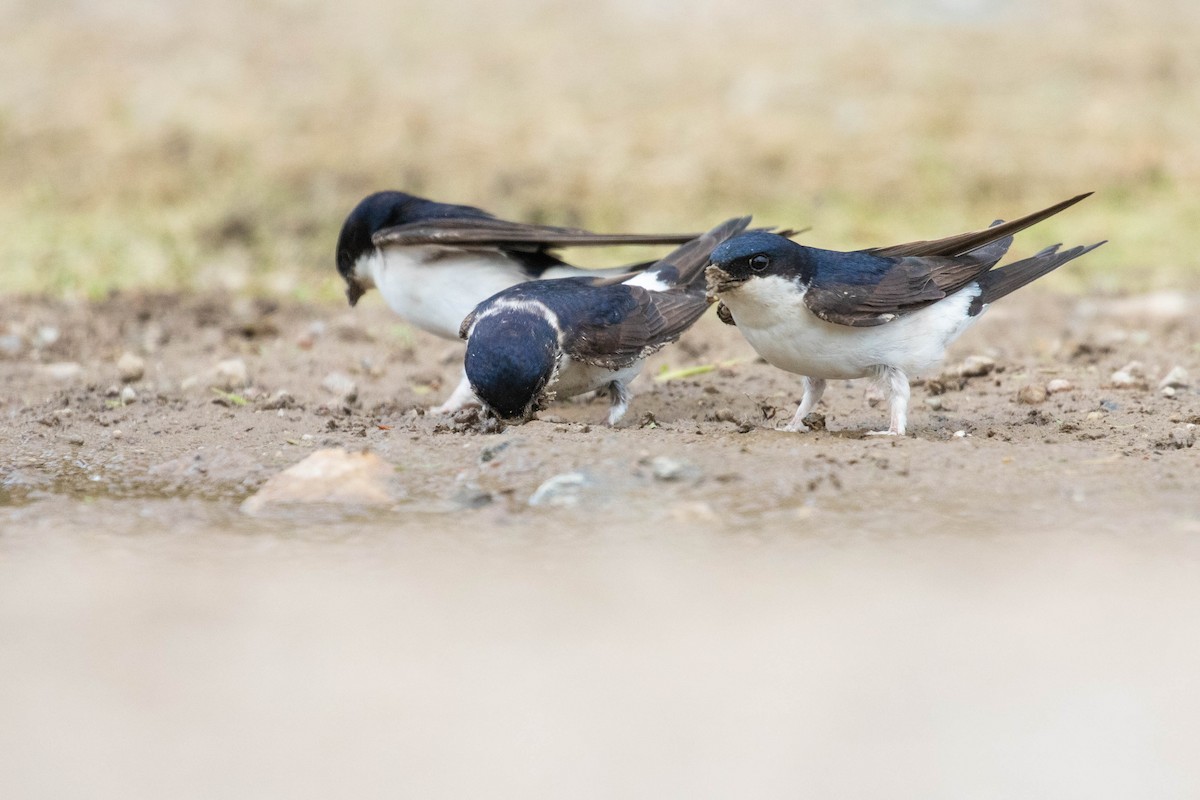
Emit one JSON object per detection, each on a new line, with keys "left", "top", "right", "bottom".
{"left": 335, "top": 190, "right": 702, "bottom": 412}
{"left": 460, "top": 216, "right": 753, "bottom": 425}
{"left": 706, "top": 193, "right": 1104, "bottom": 435}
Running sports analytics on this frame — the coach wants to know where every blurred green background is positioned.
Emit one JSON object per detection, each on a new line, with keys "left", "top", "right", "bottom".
{"left": 2, "top": 0, "right": 1196, "bottom": 298}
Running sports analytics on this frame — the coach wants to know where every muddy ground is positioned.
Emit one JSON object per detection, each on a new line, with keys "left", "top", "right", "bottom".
{"left": 2, "top": 290, "right": 1199, "bottom": 798}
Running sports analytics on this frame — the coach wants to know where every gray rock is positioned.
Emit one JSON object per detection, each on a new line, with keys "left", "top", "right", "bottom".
{"left": 117, "top": 352, "right": 146, "bottom": 383}
{"left": 528, "top": 472, "right": 590, "bottom": 507}
{"left": 1169, "top": 428, "right": 1194, "bottom": 449}
{"left": 650, "top": 456, "right": 696, "bottom": 482}
{"left": 1159, "top": 366, "right": 1189, "bottom": 390}
{"left": 321, "top": 371, "right": 358, "bottom": 403}
{"left": 212, "top": 358, "right": 249, "bottom": 390}
{"left": 261, "top": 390, "right": 296, "bottom": 410}
{"left": 0, "top": 334, "right": 23, "bottom": 357}
{"left": 120, "top": 385, "right": 138, "bottom": 404}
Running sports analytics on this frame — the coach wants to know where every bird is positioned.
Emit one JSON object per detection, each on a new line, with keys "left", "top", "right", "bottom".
{"left": 335, "top": 190, "right": 703, "bottom": 413}
{"left": 460, "top": 216, "right": 753, "bottom": 426}
{"left": 705, "top": 193, "right": 1104, "bottom": 436}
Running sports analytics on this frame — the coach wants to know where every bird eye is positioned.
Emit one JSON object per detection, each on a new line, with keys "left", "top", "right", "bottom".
{"left": 749, "top": 254, "right": 770, "bottom": 271}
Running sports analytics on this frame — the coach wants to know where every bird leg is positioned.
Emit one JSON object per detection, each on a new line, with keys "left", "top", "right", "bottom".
{"left": 782, "top": 377, "right": 826, "bottom": 432}
{"left": 865, "top": 365, "right": 909, "bottom": 436}
{"left": 605, "top": 380, "right": 632, "bottom": 426}
{"left": 430, "top": 371, "right": 482, "bottom": 415}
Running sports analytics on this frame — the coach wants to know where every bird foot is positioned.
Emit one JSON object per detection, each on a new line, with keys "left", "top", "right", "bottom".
{"left": 865, "top": 429, "right": 903, "bottom": 437}
{"left": 780, "top": 421, "right": 810, "bottom": 433}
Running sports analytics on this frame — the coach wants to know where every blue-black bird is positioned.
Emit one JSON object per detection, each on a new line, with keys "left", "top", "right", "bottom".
{"left": 705, "top": 194, "right": 1104, "bottom": 436}
{"left": 336, "top": 190, "right": 701, "bottom": 413}
{"left": 460, "top": 217, "right": 753, "bottom": 425}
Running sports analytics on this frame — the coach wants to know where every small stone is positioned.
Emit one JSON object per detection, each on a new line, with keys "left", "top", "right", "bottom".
{"left": 1162, "top": 386, "right": 1177, "bottom": 398}
{"left": 650, "top": 456, "right": 695, "bottom": 482}
{"left": 0, "top": 334, "right": 23, "bottom": 357}
{"left": 1086, "top": 410, "right": 1104, "bottom": 421}
{"left": 104, "top": 384, "right": 121, "bottom": 398}
{"left": 953, "top": 430, "right": 968, "bottom": 438}
{"left": 241, "top": 449, "right": 400, "bottom": 514}
{"left": 112, "top": 429, "right": 123, "bottom": 440}
{"left": 296, "top": 321, "right": 325, "bottom": 350}
{"left": 1159, "top": 366, "right": 1189, "bottom": 390}
{"left": 1109, "top": 370, "right": 1147, "bottom": 390}
{"left": 262, "top": 390, "right": 296, "bottom": 410}
{"left": 60, "top": 433, "right": 85, "bottom": 446}
{"left": 957, "top": 355, "right": 996, "bottom": 378}
{"left": 117, "top": 352, "right": 145, "bottom": 382}
{"left": 924, "top": 396, "right": 947, "bottom": 411}
{"left": 321, "top": 371, "right": 358, "bottom": 403}
{"left": 1046, "top": 378, "right": 1073, "bottom": 394}
{"left": 34, "top": 326, "right": 60, "bottom": 347}
{"left": 1017, "top": 384, "right": 1047, "bottom": 404}
{"left": 212, "top": 358, "right": 249, "bottom": 390}
{"left": 528, "top": 472, "right": 590, "bottom": 507}
{"left": 713, "top": 408, "right": 737, "bottom": 423}
{"left": 1169, "top": 428, "right": 1194, "bottom": 449}
{"left": 40, "top": 362, "right": 84, "bottom": 382}
{"left": 120, "top": 385, "right": 137, "bottom": 404}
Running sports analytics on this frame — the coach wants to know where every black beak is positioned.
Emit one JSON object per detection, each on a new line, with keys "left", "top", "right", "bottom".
{"left": 345, "top": 282, "right": 365, "bottom": 307}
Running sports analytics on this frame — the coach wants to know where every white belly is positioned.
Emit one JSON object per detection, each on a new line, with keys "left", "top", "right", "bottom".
{"left": 550, "top": 357, "right": 643, "bottom": 399}
{"left": 365, "top": 246, "right": 529, "bottom": 340}
{"left": 723, "top": 275, "right": 984, "bottom": 380}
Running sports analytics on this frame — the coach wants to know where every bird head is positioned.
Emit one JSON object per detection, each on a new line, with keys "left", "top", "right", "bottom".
{"left": 335, "top": 191, "right": 427, "bottom": 306}
{"left": 705, "top": 231, "right": 806, "bottom": 299}
{"left": 464, "top": 307, "right": 561, "bottom": 423}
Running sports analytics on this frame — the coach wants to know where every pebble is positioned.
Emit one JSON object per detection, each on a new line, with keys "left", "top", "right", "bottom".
{"left": 1162, "top": 386, "right": 1177, "bottom": 398}
{"left": 262, "top": 390, "right": 296, "bottom": 410}
{"left": 212, "top": 357, "right": 249, "bottom": 390}
{"left": 117, "top": 352, "right": 146, "bottom": 382}
{"left": 1046, "top": 378, "right": 1073, "bottom": 394}
{"left": 1169, "top": 427, "right": 1194, "bottom": 449}
{"left": 957, "top": 355, "right": 996, "bottom": 378}
{"left": 1159, "top": 366, "right": 1189, "bottom": 390}
{"left": 649, "top": 456, "right": 695, "bottom": 482}
{"left": 40, "top": 362, "right": 84, "bottom": 382}
{"left": 1109, "top": 361, "right": 1148, "bottom": 389}
{"left": 924, "top": 396, "right": 948, "bottom": 411}
{"left": 0, "top": 334, "right": 22, "bottom": 357}
{"left": 120, "top": 385, "right": 137, "bottom": 404}
{"left": 1016, "top": 384, "right": 1047, "bottom": 404}
{"left": 321, "top": 371, "right": 359, "bottom": 403}
{"left": 528, "top": 472, "right": 590, "bottom": 507}
{"left": 34, "top": 326, "right": 60, "bottom": 347}
{"left": 241, "top": 449, "right": 399, "bottom": 514}
{"left": 296, "top": 321, "right": 326, "bottom": 350}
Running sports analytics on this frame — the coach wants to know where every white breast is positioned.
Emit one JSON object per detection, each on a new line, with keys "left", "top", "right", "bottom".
{"left": 358, "top": 246, "right": 529, "bottom": 340}
{"left": 550, "top": 357, "right": 643, "bottom": 400}
{"left": 722, "top": 275, "right": 984, "bottom": 380}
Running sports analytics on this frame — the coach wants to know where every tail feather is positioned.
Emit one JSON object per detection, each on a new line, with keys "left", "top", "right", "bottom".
{"left": 970, "top": 240, "right": 1106, "bottom": 314}
{"left": 632, "top": 216, "right": 753, "bottom": 291}
{"left": 870, "top": 193, "right": 1093, "bottom": 259}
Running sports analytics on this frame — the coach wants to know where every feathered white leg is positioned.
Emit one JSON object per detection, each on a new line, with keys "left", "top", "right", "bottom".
{"left": 865, "top": 365, "right": 909, "bottom": 436}
{"left": 431, "top": 371, "right": 481, "bottom": 415}
{"left": 605, "top": 380, "right": 632, "bottom": 426}
{"left": 782, "top": 377, "right": 826, "bottom": 432}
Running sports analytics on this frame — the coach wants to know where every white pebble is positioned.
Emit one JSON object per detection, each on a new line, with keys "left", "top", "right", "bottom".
{"left": 1046, "top": 378, "right": 1073, "bottom": 394}
{"left": 212, "top": 358, "right": 249, "bottom": 390}
{"left": 120, "top": 385, "right": 138, "bottom": 404}
{"left": 1159, "top": 366, "right": 1189, "bottom": 390}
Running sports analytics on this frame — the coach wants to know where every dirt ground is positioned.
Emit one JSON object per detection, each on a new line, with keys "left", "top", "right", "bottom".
{"left": 1, "top": 289, "right": 1196, "bottom": 531}
{"left": 2, "top": 289, "right": 1199, "bottom": 798}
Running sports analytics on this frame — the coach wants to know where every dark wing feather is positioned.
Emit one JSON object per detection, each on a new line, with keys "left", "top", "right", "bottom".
{"left": 867, "top": 193, "right": 1092, "bottom": 258}
{"left": 562, "top": 285, "right": 710, "bottom": 369}
{"left": 373, "top": 216, "right": 700, "bottom": 249}
{"left": 805, "top": 251, "right": 1003, "bottom": 328}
